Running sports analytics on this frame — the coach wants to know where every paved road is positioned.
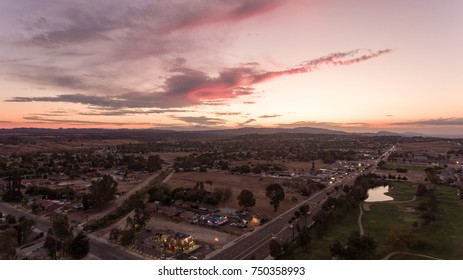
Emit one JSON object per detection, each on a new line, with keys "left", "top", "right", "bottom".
{"left": 358, "top": 204, "right": 365, "bottom": 236}
{"left": 383, "top": 251, "right": 441, "bottom": 260}
{"left": 209, "top": 146, "right": 395, "bottom": 260}
{"left": 0, "top": 203, "right": 143, "bottom": 260}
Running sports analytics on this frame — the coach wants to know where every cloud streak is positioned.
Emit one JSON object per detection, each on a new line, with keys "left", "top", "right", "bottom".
{"left": 80, "top": 109, "right": 190, "bottom": 116}
{"left": 241, "top": 118, "right": 256, "bottom": 125}
{"left": 214, "top": 112, "right": 243, "bottom": 116}
{"left": 277, "top": 120, "right": 370, "bottom": 129}
{"left": 175, "top": 116, "right": 225, "bottom": 126}
{"left": 258, "top": 114, "right": 281, "bottom": 118}
{"left": 17, "top": 1, "right": 283, "bottom": 49}
{"left": 161, "top": 0, "right": 283, "bottom": 33}
{"left": 7, "top": 49, "right": 392, "bottom": 110}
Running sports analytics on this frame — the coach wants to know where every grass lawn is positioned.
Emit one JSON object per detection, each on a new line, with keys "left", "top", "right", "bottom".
{"left": 382, "top": 163, "right": 426, "bottom": 172}
{"left": 286, "top": 182, "right": 463, "bottom": 259}
{"left": 386, "top": 182, "right": 417, "bottom": 201}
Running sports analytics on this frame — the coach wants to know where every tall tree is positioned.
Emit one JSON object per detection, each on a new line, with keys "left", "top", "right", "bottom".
{"left": 120, "top": 228, "right": 136, "bottom": 246}
{"left": 44, "top": 229, "right": 58, "bottom": 259}
{"left": 237, "top": 189, "right": 256, "bottom": 210}
{"left": 133, "top": 206, "right": 150, "bottom": 231}
{"left": 330, "top": 231, "right": 377, "bottom": 260}
{"left": 89, "top": 174, "right": 118, "bottom": 209}
{"left": 213, "top": 187, "right": 233, "bottom": 205}
{"left": 69, "top": 231, "right": 90, "bottom": 259}
{"left": 299, "top": 204, "right": 310, "bottom": 229}
{"left": 15, "top": 216, "right": 35, "bottom": 245}
{"left": 48, "top": 215, "right": 73, "bottom": 258}
{"left": 266, "top": 183, "right": 285, "bottom": 212}
{"left": 0, "top": 229, "right": 17, "bottom": 259}
{"left": 269, "top": 238, "right": 283, "bottom": 258}
{"left": 147, "top": 155, "right": 163, "bottom": 172}
{"left": 416, "top": 184, "right": 428, "bottom": 197}
{"left": 31, "top": 202, "right": 41, "bottom": 217}
{"left": 109, "top": 228, "right": 122, "bottom": 243}
{"left": 330, "top": 240, "right": 345, "bottom": 259}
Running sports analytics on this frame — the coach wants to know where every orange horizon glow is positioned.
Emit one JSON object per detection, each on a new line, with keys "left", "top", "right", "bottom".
{"left": 0, "top": 1, "right": 462, "bottom": 136}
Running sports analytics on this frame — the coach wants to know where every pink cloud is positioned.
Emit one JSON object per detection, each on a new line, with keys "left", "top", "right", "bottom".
{"left": 163, "top": 0, "right": 284, "bottom": 33}
{"left": 7, "top": 49, "right": 392, "bottom": 109}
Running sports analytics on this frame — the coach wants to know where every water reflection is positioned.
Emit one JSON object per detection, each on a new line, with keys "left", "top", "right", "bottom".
{"left": 365, "top": 185, "right": 393, "bottom": 202}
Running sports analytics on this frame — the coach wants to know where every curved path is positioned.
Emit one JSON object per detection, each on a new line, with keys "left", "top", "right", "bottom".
{"left": 358, "top": 203, "right": 364, "bottom": 236}
{"left": 379, "top": 195, "right": 417, "bottom": 204}
{"left": 383, "top": 251, "right": 441, "bottom": 260}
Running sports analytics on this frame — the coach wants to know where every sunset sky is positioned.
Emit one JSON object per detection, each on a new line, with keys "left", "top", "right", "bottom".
{"left": 1, "top": 0, "right": 462, "bottom": 136}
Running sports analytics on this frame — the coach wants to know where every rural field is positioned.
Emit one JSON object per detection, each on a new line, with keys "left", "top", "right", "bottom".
{"left": 0, "top": 138, "right": 141, "bottom": 154}
{"left": 399, "top": 141, "right": 460, "bottom": 154}
{"left": 375, "top": 167, "right": 428, "bottom": 183}
{"left": 166, "top": 171, "right": 305, "bottom": 217}
{"left": 155, "top": 152, "right": 192, "bottom": 165}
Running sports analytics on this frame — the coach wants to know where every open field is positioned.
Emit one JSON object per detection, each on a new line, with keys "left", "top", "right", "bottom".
{"left": 382, "top": 163, "right": 427, "bottom": 172}
{"left": 399, "top": 141, "right": 460, "bottom": 154}
{"left": 281, "top": 160, "right": 331, "bottom": 172}
{"left": 375, "top": 164, "right": 428, "bottom": 183}
{"left": 167, "top": 171, "right": 305, "bottom": 217}
{"left": 155, "top": 152, "right": 192, "bottom": 164}
{"left": 0, "top": 138, "right": 141, "bottom": 154}
{"left": 231, "top": 159, "right": 331, "bottom": 173}
{"left": 375, "top": 169, "right": 427, "bottom": 183}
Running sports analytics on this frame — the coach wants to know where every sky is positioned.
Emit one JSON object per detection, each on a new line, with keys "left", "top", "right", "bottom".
{"left": 1, "top": 0, "right": 462, "bottom": 136}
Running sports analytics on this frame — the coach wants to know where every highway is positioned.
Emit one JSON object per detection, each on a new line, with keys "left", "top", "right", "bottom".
{"left": 209, "top": 146, "right": 395, "bottom": 260}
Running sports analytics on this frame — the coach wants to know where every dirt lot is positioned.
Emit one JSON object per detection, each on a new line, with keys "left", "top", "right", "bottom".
{"left": 231, "top": 159, "right": 330, "bottom": 173}
{"left": 280, "top": 159, "right": 331, "bottom": 172}
{"left": 115, "top": 173, "right": 150, "bottom": 193}
{"left": 399, "top": 141, "right": 460, "bottom": 154}
{"left": 166, "top": 171, "right": 305, "bottom": 217}
{"left": 154, "top": 152, "right": 192, "bottom": 165}
{"left": 374, "top": 169, "right": 427, "bottom": 183}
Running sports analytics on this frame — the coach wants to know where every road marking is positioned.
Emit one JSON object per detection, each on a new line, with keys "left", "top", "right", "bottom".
{"left": 231, "top": 233, "right": 273, "bottom": 260}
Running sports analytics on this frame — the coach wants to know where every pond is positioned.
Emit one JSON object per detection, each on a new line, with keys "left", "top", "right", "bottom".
{"left": 365, "top": 185, "right": 393, "bottom": 202}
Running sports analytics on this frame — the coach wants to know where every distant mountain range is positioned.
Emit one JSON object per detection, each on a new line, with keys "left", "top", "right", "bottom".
{"left": 197, "top": 127, "right": 431, "bottom": 137}
{"left": 0, "top": 126, "right": 439, "bottom": 138}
